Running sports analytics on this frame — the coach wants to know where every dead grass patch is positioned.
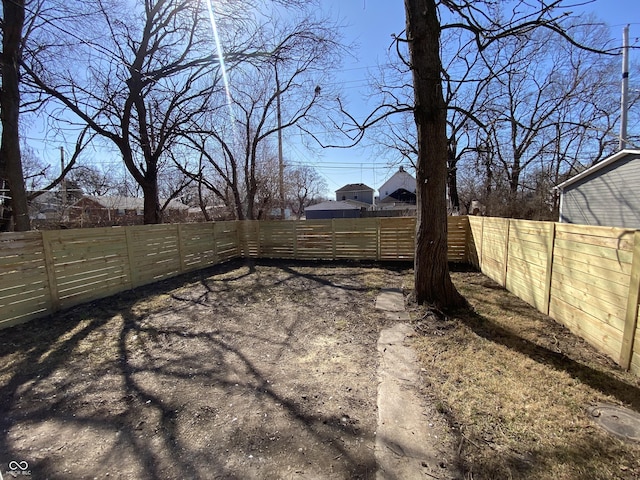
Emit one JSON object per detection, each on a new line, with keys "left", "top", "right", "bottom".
{"left": 409, "top": 270, "right": 640, "bottom": 480}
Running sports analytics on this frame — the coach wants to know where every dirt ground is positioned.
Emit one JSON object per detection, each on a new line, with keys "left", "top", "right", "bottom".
{"left": 0, "top": 260, "right": 423, "bottom": 479}
{"left": 4, "top": 260, "right": 639, "bottom": 480}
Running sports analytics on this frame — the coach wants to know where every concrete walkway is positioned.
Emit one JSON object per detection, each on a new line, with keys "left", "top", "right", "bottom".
{"left": 375, "top": 288, "right": 459, "bottom": 480}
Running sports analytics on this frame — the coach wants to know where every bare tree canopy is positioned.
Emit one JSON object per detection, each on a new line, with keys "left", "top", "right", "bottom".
{"left": 399, "top": 0, "right": 621, "bottom": 308}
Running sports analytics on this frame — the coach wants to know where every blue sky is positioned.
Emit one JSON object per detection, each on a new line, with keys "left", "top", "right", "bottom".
{"left": 25, "top": 0, "right": 640, "bottom": 198}
{"left": 305, "top": 0, "right": 640, "bottom": 197}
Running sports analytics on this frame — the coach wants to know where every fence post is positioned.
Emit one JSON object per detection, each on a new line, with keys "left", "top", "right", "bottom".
{"left": 479, "top": 217, "right": 486, "bottom": 273}
{"left": 376, "top": 218, "right": 381, "bottom": 261}
{"left": 331, "top": 219, "right": 337, "bottom": 260}
{"left": 462, "top": 216, "right": 469, "bottom": 265}
{"left": 543, "top": 222, "right": 557, "bottom": 316}
{"left": 177, "top": 224, "right": 186, "bottom": 273}
{"left": 236, "top": 220, "right": 242, "bottom": 257}
{"left": 292, "top": 221, "right": 298, "bottom": 259}
{"left": 502, "top": 219, "right": 511, "bottom": 287}
{"left": 620, "top": 230, "right": 640, "bottom": 370}
{"left": 211, "top": 222, "right": 219, "bottom": 264}
{"left": 124, "top": 226, "right": 138, "bottom": 289}
{"left": 41, "top": 230, "right": 60, "bottom": 312}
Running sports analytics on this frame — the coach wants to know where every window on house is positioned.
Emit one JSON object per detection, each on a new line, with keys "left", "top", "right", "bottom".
{"left": 342, "top": 195, "right": 346, "bottom": 200}
{"left": 354, "top": 194, "right": 358, "bottom": 199}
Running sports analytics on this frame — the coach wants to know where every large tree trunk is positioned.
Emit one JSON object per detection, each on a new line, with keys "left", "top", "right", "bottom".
{"left": 0, "top": 0, "right": 30, "bottom": 232}
{"left": 142, "top": 171, "right": 161, "bottom": 225}
{"left": 405, "top": 0, "right": 464, "bottom": 308}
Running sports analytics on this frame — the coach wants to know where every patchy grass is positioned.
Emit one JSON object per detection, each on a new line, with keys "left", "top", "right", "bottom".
{"left": 409, "top": 270, "right": 640, "bottom": 480}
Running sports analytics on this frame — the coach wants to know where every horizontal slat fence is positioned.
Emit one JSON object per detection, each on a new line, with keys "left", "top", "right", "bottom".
{"left": 468, "top": 216, "right": 640, "bottom": 375}
{"left": 4, "top": 215, "right": 640, "bottom": 376}
{"left": 0, "top": 217, "right": 468, "bottom": 331}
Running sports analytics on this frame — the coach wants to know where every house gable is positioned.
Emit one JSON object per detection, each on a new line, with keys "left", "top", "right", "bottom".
{"left": 558, "top": 150, "right": 640, "bottom": 229}
{"left": 378, "top": 167, "right": 416, "bottom": 201}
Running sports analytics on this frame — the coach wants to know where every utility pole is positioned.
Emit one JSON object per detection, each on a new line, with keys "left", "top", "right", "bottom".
{"left": 620, "top": 24, "right": 630, "bottom": 150}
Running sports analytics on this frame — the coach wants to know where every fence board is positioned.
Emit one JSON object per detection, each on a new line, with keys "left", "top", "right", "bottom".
{"left": 549, "top": 296, "right": 623, "bottom": 360}
{"left": 380, "top": 217, "right": 414, "bottom": 260}
{"left": 468, "top": 216, "right": 640, "bottom": 375}
{"left": 620, "top": 231, "right": 640, "bottom": 369}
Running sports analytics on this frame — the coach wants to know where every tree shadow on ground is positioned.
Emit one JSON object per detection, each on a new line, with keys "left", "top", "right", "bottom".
{"left": 456, "top": 304, "right": 640, "bottom": 412}
{"left": 0, "top": 259, "right": 380, "bottom": 479}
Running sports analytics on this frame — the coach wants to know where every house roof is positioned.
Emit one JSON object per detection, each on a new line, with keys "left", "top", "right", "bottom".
{"left": 80, "top": 195, "right": 188, "bottom": 210}
{"left": 378, "top": 166, "right": 416, "bottom": 194}
{"left": 304, "top": 200, "right": 362, "bottom": 211}
{"left": 555, "top": 149, "right": 640, "bottom": 190}
{"left": 378, "top": 188, "right": 417, "bottom": 204}
{"left": 335, "top": 183, "right": 374, "bottom": 193}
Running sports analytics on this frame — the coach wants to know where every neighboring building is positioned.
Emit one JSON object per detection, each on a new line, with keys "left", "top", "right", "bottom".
{"left": 377, "top": 166, "right": 417, "bottom": 214}
{"left": 335, "top": 183, "right": 375, "bottom": 205}
{"left": 555, "top": 149, "right": 640, "bottom": 229}
{"left": 187, "top": 205, "right": 235, "bottom": 222}
{"left": 304, "top": 200, "right": 368, "bottom": 220}
{"left": 70, "top": 195, "right": 189, "bottom": 227}
{"left": 29, "top": 189, "right": 84, "bottom": 226}
{"left": 29, "top": 191, "right": 63, "bottom": 222}
{"left": 378, "top": 166, "right": 416, "bottom": 202}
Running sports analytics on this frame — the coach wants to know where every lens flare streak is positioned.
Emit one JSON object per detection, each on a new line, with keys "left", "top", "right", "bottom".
{"left": 205, "top": 0, "right": 235, "bottom": 124}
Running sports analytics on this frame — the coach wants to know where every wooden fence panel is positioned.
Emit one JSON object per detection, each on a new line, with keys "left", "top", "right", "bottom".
{"left": 128, "top": 225, "right": 182, "bottom": 287}
{"left": 0, "top": 232, "right": 51, "bottom": 328}
{"left": 239, "top": 221, "right": 260, "bottom": 258}
{"left": 180, "top": 223, "right": 218, "bottom": 272}
{"left": 448, "top": 217, "right": 468, "bottom": 263}
{"left": 505, "top": 220, "right": 554, "bottom": 311}
{"left": 479, "top": 217, "right": 510, "bottom": 285}
{"left": 258, "top": 221, "right": 296, "bottom": 259}
{"left": 294, "top": 221, "right": 334, "bottom": 260}
{"left": 548, "top": 224, "right": 635, "bottom": 361}
{"left": 379, "top": 217, "right": 415, "bottom": 260}
{"left": 334, "top": 218, "right": 378, "bottom": 260}
{"left": 44, "top": 228, "right": 131, "bottom": 310}
{"left": 214, "top": 221, "right": 242, "bottom": 262}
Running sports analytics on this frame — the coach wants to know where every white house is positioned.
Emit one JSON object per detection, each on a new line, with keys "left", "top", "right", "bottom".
{"left": 378, "top": 166, "right": 416, "bottom": 202}
{"left": 377, "top": 166, "right": 417, "bottom": 212}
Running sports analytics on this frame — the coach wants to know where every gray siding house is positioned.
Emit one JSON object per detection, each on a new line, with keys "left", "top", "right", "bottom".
{"left": 335, "top": 183, "right": 375, "bottom": 204}
{"left": 556, "top": 149, "right": 640, "bottom": 229}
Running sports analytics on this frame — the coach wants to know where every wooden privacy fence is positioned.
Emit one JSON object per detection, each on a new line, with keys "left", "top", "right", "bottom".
{"left": 468, "top": 216, "right": 640, "bottom": 375}
{"left": 0, "top": 217, "right": 468, "bottom": 331}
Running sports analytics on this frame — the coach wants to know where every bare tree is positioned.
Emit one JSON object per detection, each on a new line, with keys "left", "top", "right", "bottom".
{"left": 401, "top": 0, "right": 617, "bottom": 308}
{"left": 0, "top": 0, "right": 30, "bottom": 231}
{"left": 179, "top": 11, "right": 342, "bottom": 220}
{"left": 286, "top": 165, "right": 327, "bottom": 219}
{"left": 20, "top": 0, "right": 236, "bottom": 224}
